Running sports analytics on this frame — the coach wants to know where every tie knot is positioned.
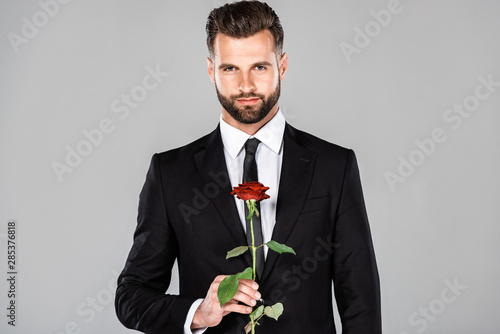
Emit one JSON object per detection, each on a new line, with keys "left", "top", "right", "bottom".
{"left": 245, "top": 138, "right": 260, "bottom": 155}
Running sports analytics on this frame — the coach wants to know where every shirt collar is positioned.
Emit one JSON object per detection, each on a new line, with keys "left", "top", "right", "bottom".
{"left": 219, "top": 108, "right": 286, "bottom": 159}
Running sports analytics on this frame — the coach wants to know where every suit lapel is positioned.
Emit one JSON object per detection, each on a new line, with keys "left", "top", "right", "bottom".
{"left": 193, "top": 126, "right": 253, "bottom": 268}
{"left": 261, "top": 124, "right": 317, "bottom": 282}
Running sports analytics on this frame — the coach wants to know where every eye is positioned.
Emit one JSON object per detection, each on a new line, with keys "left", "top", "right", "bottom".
{"left": 224, "top": 67, "right": 236, "bottom": 72}
{"left": 255, "top": 65, "right": 266, "bottom": 71}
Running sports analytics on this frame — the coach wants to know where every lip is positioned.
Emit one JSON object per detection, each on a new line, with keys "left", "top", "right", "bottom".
{"left": 236, "top": 98, "right": 260, "bottom": 105}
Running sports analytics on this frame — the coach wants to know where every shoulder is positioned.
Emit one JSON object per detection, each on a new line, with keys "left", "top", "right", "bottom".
{"left": 286, "top": 124, "right": 365, "bottom": 194}
{"left": 153, "top": 127, "right": 221, "bottom": 163}
{"left": 286, "top": 123, "right": 353, "bottom": 158}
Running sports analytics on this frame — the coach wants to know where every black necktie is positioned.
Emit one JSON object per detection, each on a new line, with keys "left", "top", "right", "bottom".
{"left": 243, "top": 138, "right": 265, "bottom": 280}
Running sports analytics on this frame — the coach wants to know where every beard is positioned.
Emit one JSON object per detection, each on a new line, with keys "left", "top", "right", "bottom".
{"left": 215, "top": 80, "right": 281, "bottom": 124}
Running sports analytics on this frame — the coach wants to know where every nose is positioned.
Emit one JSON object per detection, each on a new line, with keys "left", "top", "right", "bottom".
{"left": 238, "top": 72, "right": 255, "bottom": 94}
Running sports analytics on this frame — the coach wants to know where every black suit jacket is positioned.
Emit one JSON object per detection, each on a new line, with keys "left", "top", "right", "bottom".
{"left": 115, "top": 123, "right": 381, "bottom": 333}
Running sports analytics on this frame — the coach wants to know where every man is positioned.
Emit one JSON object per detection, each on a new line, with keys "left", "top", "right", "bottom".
{"left": 115, "top": 1, "right": 381, "bottom": 333}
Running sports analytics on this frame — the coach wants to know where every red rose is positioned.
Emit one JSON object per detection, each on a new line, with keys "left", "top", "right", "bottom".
{"left": 231, "top": 181, "right": 270, "bottom": 202}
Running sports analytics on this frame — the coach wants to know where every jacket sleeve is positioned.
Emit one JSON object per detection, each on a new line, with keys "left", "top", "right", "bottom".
{"left": 332, "top": 149, "right": 382, "bottom": 333}
{"left": 115, "top": 154, "right": 197, "bottom": 334}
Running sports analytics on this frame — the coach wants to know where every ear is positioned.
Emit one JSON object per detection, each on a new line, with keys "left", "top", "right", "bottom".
{"left": 279, "top": 52, "right": 288, "bottom": 81}
{"left": 207, "top": 57, "right": 216, "bottom": 83}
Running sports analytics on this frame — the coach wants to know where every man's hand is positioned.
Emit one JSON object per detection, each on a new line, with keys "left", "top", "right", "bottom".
{"left": 191, "top": 275, "right": 261, "bottom": 329}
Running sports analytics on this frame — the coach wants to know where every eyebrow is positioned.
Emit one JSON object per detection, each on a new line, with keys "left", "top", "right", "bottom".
{"left": 218, "top": 61, "right": 273, "bottom": 70}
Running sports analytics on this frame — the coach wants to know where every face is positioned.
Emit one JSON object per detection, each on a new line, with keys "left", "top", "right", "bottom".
{"left": 208, "top": 29, "right": 287, "bottom": 125}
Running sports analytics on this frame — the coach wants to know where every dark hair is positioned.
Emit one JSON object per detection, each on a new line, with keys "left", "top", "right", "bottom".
{"left": 206, "top": 1, "right": 284, "bottom": 58}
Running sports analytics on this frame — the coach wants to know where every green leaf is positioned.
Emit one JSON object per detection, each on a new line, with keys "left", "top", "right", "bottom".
{"left": 226, "top": 246, "right": 249, "bottom": 259}
{"left": 217, "top": 275, "right": 239, "bottom": 307}
{"left": 237, "top": 267, "right": 253, "bottom": 280}
{"left": 217, "top": 267, "right": 254, "bottom": 307}
{"left": 246, "top": 206, "right": 254, "bottom": 220}
{"left": 244, "top": 322, "right": 252, "bottom": 334}
{"left": 253, "top": 206, "right": 260, "bottom": 218}
{"left": 251, "top": 305, "right": 264, "bottom": 319}
{"left": 266, "top": 240, "right": 296, "bottom": 255}
{"left": 246, "top": 200, "right": 257, "bottom": 220}
{"left": 264, "top": 302, "right": 284, "bottom": 321}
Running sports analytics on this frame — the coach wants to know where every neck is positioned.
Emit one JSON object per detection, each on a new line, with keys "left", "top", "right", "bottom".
{"left": 222, "top": 104, "right": 279, "bottom": 135}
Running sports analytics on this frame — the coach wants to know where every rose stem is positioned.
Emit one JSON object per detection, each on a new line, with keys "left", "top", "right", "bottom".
{"left": 248, "top": 200, "right": 257, "bottom": 333}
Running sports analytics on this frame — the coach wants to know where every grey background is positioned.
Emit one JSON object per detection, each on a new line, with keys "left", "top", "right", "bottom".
{"left": 1, "top": 0, "right": 499, "bottom": 333}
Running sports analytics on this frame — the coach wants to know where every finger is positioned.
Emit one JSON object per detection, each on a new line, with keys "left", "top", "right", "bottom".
{"left": 232, "top": 290, "right": 258, "bottom": 308}
{"left": 236, "top": 280, "right": 261, "bottom": 301}
{"left": 214, "top": 275, "right": 228, "bottom": 283}
{"left": 238, "top": 279, "right": 259, "bottom": 290}
{"left": 210, "top": 275, "right": 229, "bottom": 292}
{"left": 222, "top": 302, "right": 253, "bottom": 315}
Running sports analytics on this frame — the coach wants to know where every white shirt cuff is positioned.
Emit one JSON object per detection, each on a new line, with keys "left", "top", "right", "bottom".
{"left": 184, "top": 298, "right": 207, "bottom": 334}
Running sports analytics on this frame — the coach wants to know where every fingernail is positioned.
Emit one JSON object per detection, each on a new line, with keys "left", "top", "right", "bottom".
{"left": 251, "top": 299, "right": 256, "bottom": 305}
{"left": 255, "top": 292, "right": 261, "bottom": 299}
{"left": 252, "top": 283, "right": 259, "bottom": 289}
{"left": 246, "top": 307, "right": 252, "bottom": 313}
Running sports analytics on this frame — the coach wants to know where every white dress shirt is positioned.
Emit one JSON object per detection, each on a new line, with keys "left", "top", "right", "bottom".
{"left": 184, "top": 109, "right": 286, "bottom": 334}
